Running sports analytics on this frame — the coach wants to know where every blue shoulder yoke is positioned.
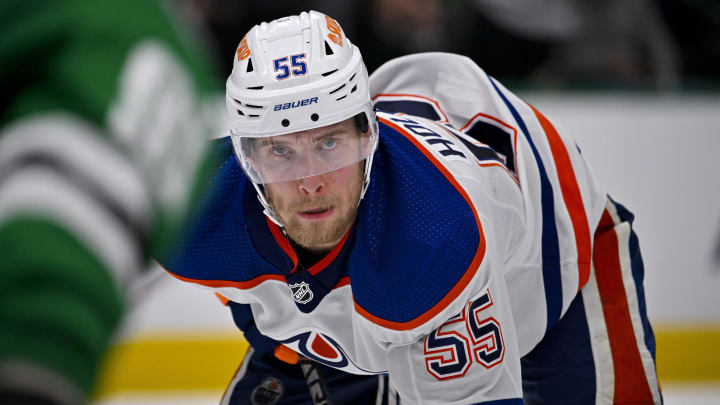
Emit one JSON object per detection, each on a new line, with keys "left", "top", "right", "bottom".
{"left": 161, "top": 120, "right": 484, "bottom": 325}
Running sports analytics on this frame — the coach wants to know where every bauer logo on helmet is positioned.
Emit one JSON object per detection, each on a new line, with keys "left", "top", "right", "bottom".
{"left": 273, "top": 97, "right": 318, "bottom": 111}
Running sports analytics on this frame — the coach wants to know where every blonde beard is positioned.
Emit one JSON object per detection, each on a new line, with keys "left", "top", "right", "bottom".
{"left": 283, "top": 196, "right": 358, "bottom": 250}
{"left": 267, "top": 176, "right": 363, "bottom": 251}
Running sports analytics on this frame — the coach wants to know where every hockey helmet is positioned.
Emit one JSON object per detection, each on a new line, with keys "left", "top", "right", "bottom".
{"left": 225, "top": 11, "right": 378, "bottom": 226}
{"left": 226, "top": 11, "right": 378, "bottom": 182}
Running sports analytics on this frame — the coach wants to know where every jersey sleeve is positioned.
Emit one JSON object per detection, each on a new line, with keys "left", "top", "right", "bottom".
{"left": 0, "top": 1, "right": 219, "bottom": 402}
{"left": 369, "top": 53, "right": 610, "bottom": 399}
{"left": 370, "top": 53, "right": 608, "bottom": 355}
{"left": 386, "top": 278, "right": 523, "bottom": 404}
{"left": 353, "top": 113, "right": 525, "bottom": 343}
{"left": 349, "top": 112, "right": 525, "bottom": 400}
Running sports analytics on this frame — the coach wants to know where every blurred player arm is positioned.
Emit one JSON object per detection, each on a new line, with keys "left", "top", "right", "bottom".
{"left": 0, "top": 1, "right": 219, "bottom": 403}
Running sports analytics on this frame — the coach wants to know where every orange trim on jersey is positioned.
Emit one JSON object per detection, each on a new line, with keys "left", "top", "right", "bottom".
{"left": 214, "top": 293, "right": 230, "bottom": 306}
{"left": 529, "top": 105, "right": 591, "bottom": 291}
{"left": 334, "top": 276, "right": 350, "bottom": 289}
{"left": 460, "top": 112, "right": 515, "bottom": 134}
{"left": 266, "top": 217, "right": 300, "bottom": 273}
{"left": 478, "top": 162, "right": 520, "bottom": 186}
{"left": 424, "top": 309, "right": 472, "bottom": 380}
{"left": 593, "top": 210, "right": 654, "bottom": 403}
{"left": 307, "top": 225, "right": 354, "bottom": 276}
{"left": 163, "top": 265, "right": 285, "bottom": 290}
{"left": 353, "top": 117, "right": 487, "bottom": 331}
{"left": 435, "top": 122, "right": 520, "bottom": 187}
{"left": 274, "top": 344, "right": 299, "bottom": 364}
{"left": 266, "top": 217, "right": 354, "bottom": 276}
{"left": 372, "top": 93, "right": 449, "bottom": 123}
{"left": 459, "top": 112, "right": 519, "bottom": 168}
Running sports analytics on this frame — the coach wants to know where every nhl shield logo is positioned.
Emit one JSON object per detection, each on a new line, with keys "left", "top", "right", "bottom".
{"left": 289, "top": 281, "right": 313, "bottom": 304}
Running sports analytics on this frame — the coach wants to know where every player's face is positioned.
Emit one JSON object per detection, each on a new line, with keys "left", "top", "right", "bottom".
{"left": 263, "top": 119, "right": 365, "bottom": 252}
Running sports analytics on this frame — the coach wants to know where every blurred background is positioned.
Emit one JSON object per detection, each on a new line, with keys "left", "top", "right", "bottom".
{"left": 84, "top": 0, "right": 718, "bottom": 403}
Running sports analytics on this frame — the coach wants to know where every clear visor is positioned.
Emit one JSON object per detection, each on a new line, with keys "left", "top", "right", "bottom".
{"left": 230, "top": 123, "right": 376, "bottom": 184}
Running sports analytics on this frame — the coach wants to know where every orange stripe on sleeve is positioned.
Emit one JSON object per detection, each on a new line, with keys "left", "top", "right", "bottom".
{"left": 530, "top": 105, "right": 592, "bottom": 291}
{"left": 215, "top": 292, "right": 230, "bottom": 306}
{"left": 593, "top": 210, "right": 654, "bottom": 403}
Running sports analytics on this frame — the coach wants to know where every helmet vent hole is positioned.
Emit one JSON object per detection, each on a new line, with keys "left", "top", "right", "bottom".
{"left": 237, "top": 110, "right": 245, "bottom": 116}
{"left": 246, "top": 58, "right": 254, "bottom": 73}
{"left": 282, "top": 119, "right": 290, "bottom": 127}
{"left": 349, "top": 73, "right": 357, "bottom": 81}
{"left": 336, "top": 95, "right": 347, "bottom": 101}
{"left": 245, "top": 103, "right": 263, "bottom": 109}
{"left": 321, "top": 69, "right": 338, "bottom": 77}
{"left": 247, "top": 85, "right": 264, "bottom": 90}
{"left": 324, "top": 41, "right": 334, "bottom": 56}
{"left": 329, "top": 83, "right": 346, "bottom": 94}
{"left": 351, "top": 85, "right": 357, "bottom": 93}
{"left": 311, "top": 113, "right": 319, "bottom": 121}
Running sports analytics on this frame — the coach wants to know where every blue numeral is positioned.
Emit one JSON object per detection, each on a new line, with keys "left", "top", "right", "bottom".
{"left": 424, "top": 290, "right": 506, "bottom": 380}
{"left": 273, "top": 57, "right": 290, "bottom": 80}
{"left": 291, "top": 54, "right": 307, "bottom": 75}
{"left": 467, "top": 293, "right": 505, "bottom": 368}
{"left": 274, "top": 54, "right": 306, "bottom": 80}
{"left": 424, "top": 313, "right": 472, "bottom": 380}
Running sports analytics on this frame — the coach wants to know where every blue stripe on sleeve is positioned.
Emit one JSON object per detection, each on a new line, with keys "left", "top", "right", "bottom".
{"left": 488, "top": 76, "right": 563, "bottom": 333}
{"left": 608, "top": 197, "right": 657, "bottom": 361}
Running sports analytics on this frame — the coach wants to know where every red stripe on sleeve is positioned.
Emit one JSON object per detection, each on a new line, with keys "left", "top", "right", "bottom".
{"left": 530, "top": 105, "right": 592, "bottom": 291}
{"left": 593, "top": 210, "right": 654, "bottom": 403}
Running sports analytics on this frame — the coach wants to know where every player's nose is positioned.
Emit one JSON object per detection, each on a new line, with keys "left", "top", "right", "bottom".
{"left": 298, "top": 174, "right": 324, "bottom": 195}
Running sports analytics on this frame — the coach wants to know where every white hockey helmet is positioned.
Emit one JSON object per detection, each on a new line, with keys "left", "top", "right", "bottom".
{"left": 226, "top": 11, "right": 378, "bottom": 225}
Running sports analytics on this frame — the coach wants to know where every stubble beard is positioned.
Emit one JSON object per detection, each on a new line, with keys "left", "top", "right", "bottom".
{"left": 268, "top": 182, "right": 362, "bottom": 251}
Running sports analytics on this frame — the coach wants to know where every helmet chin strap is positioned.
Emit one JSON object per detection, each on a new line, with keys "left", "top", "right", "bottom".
{"left": 358, "top": 154, "right": 373, "bottom": 204}
{"left": 251, "top": 181, "right": 285, "bottom": 227}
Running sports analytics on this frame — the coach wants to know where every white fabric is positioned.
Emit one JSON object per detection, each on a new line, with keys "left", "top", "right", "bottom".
{"left": 198, "top": 53, "right": 615, "bottom": 403}
{"left": 370, "top": 53, "right": 607, "bottom": 355}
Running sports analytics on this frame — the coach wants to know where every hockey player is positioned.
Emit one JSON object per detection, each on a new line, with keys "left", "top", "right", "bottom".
{"left": 160, "top": 11, "right": 662, "bottom": 404}
{"left": 0, "top": 1, "right": 219, "bottom": 404}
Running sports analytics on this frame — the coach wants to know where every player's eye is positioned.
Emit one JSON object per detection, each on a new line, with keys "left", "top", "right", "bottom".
{"left": 270, "top": 145, "right": 290, "bottom": 157}
{"left": 319, "top": 138, "right": 337, "bottom": 150}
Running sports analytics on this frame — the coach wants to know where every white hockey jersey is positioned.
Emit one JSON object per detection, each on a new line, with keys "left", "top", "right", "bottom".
{"left": 370, "top": 53, "right": 608, "bottom": 355}
{"left": 162, "top": 53, "right": 607, "bottom": 404}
